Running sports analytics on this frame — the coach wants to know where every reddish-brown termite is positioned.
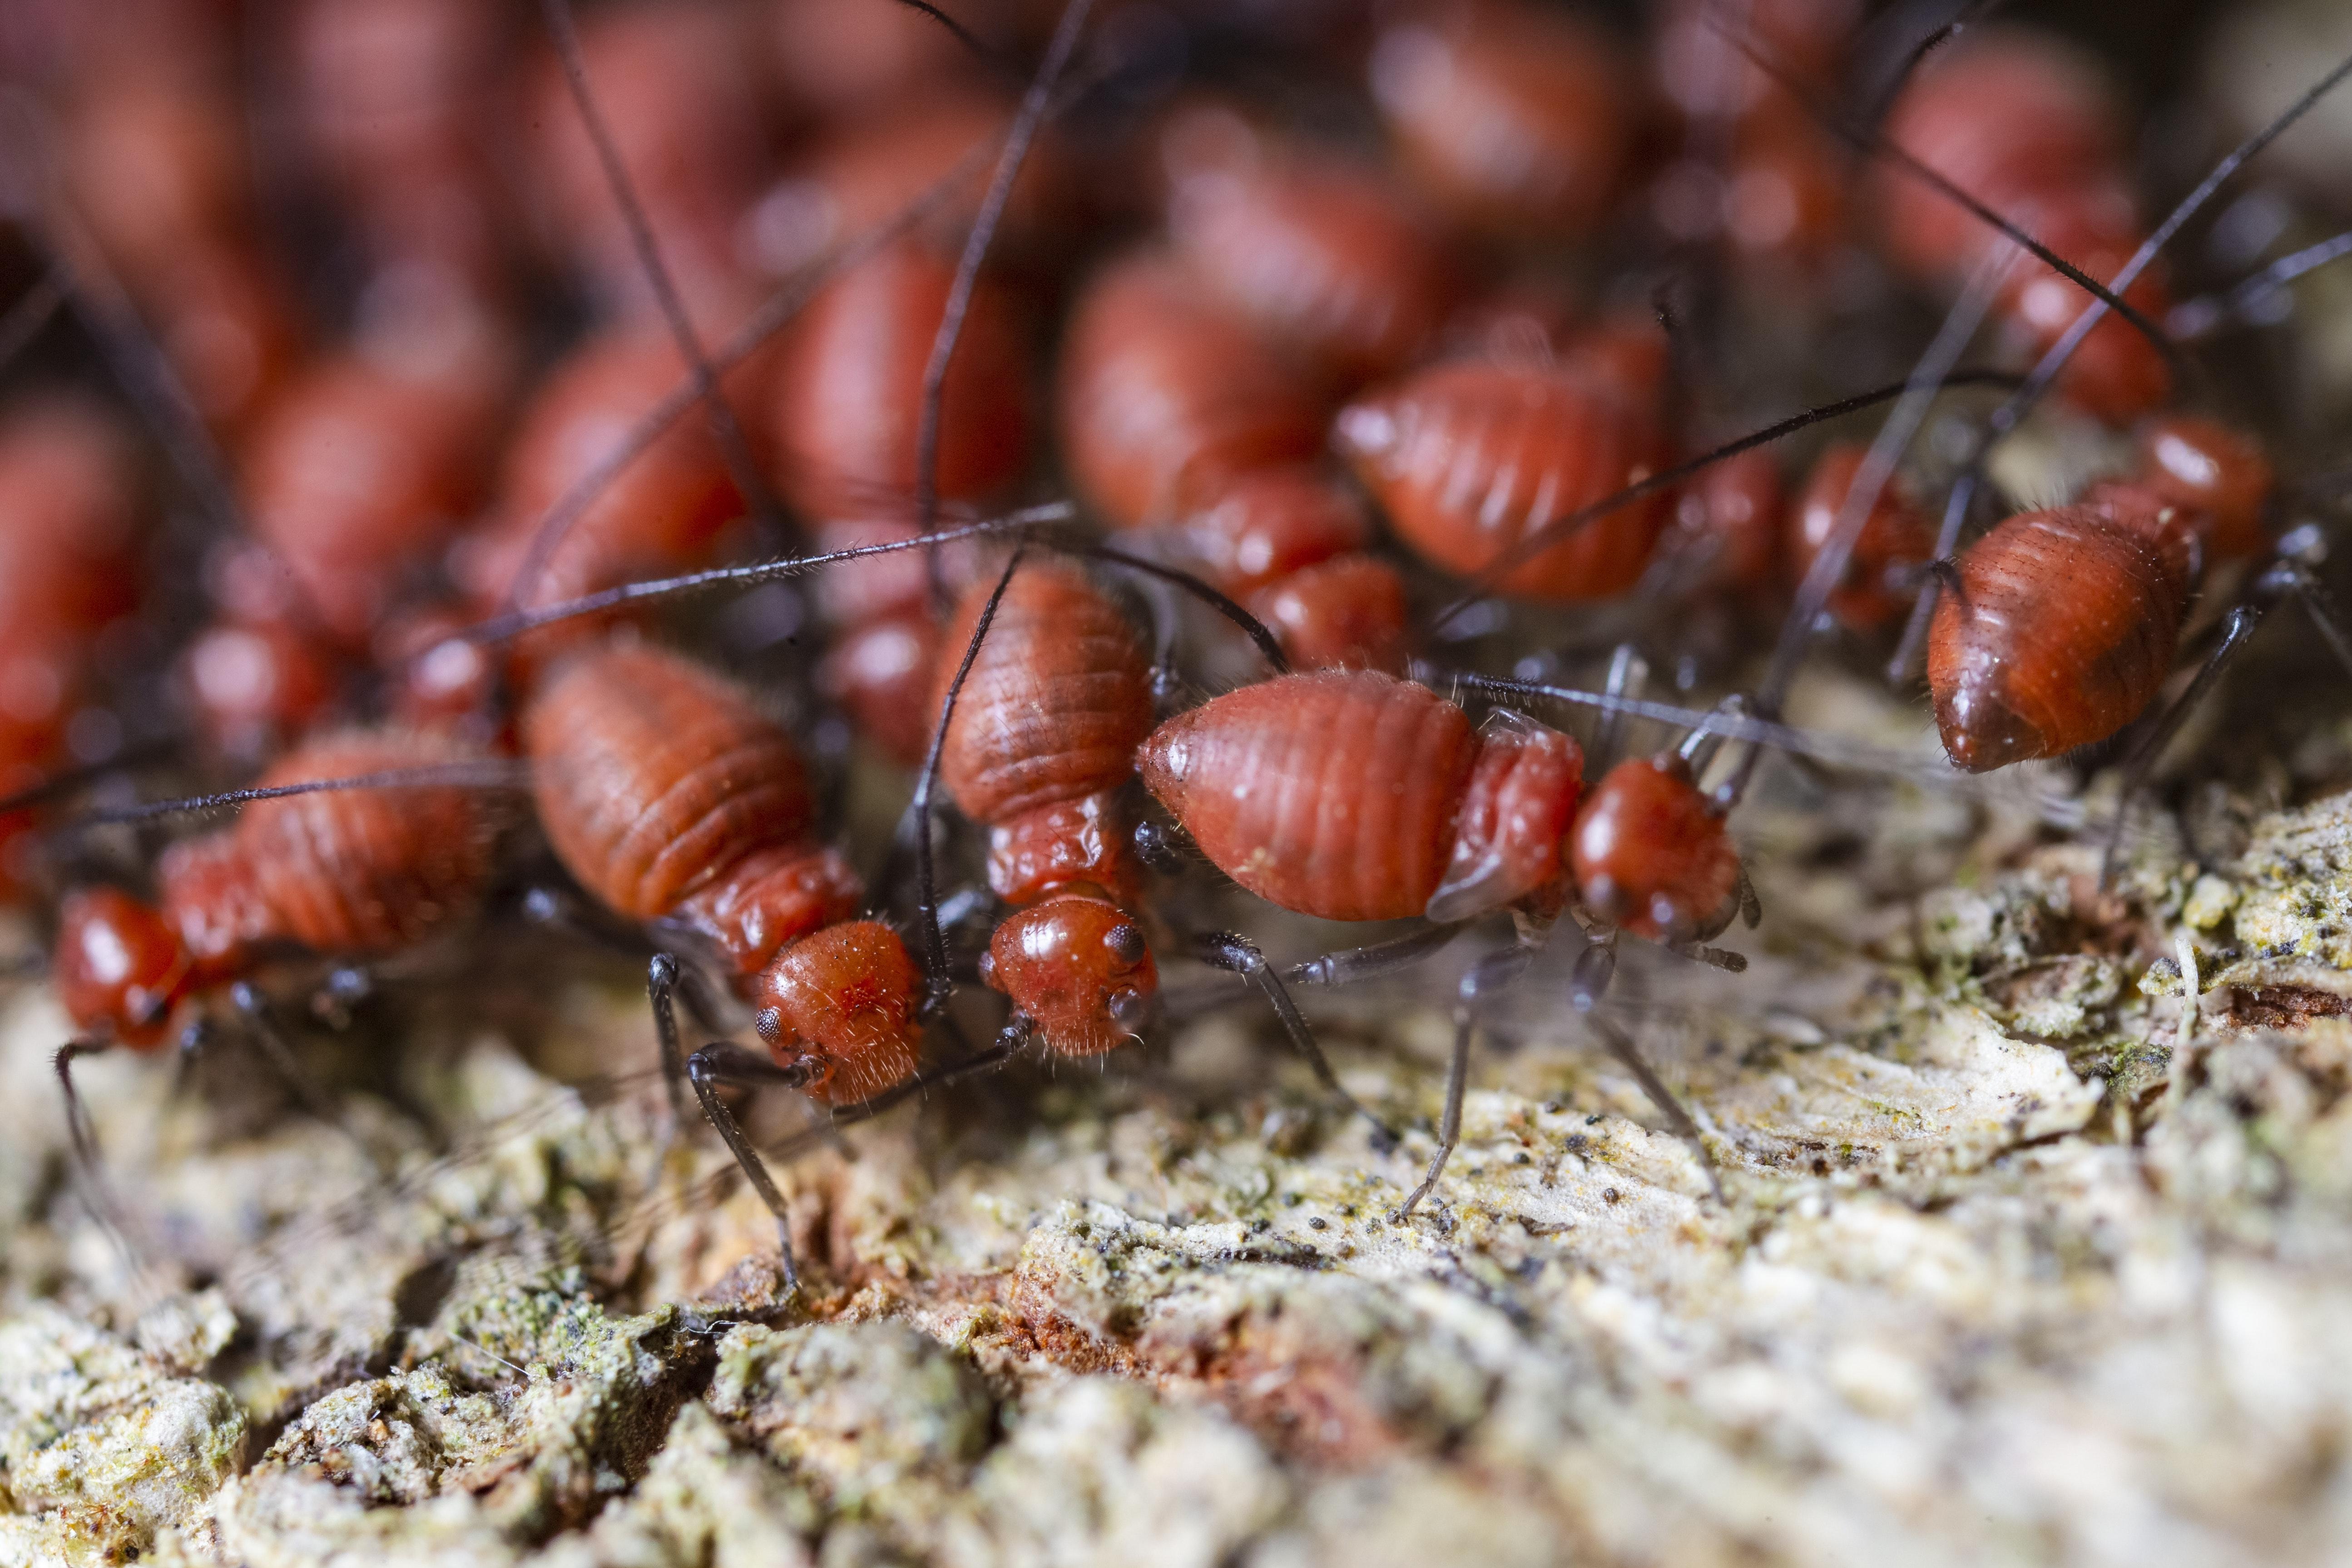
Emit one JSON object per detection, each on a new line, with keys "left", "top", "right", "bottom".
{"left": 1055, "top": 252, "right": 1411, "bottom": 675}
{"left": 47, "top": 728, "right": 506, "bottom": 1237}
{"left": 1138, "top": 666, "right": 1756, "bottom": 1214}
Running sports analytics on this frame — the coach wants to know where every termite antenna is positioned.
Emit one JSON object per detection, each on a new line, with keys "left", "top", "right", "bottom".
{"left": 888, "top": 0, "right": 1000, "bottom": 64}
{"left": 1887, "top": 44, "right": 2352, "bottom": 683}
{"left": 1703, "top": 9, "right": 2179, "bottom": 371}
{"left": 0, "top": 267, "right": 64, "bottom": 376}
{"left": 1588, "top": 1013, "right": 1723, "bottom": 1204}
{"left": 463, "top": 503, "right": 1076, "bottom": 645}
{"left": 912, "top": 548, "right": 1028, "bottom": 1011}
{"left": 59, "top": 760, "right": 528, "bottom": 832}
{"left": 536, "top": 0, "right": 788, "bottom": 540}
{"left": 1428, "top": 367, "right": 2022, "bottom": 631}
{"left": 1439, "top": 669, "right": 2007, "bottom": 789}
{"left": 500, "top": 134, "right": 1003, "bottom": 613}
{"left": 1077, "top": 543, "right": 1291, "bottom": 674}
{"left": 0, "top": 736, "right": 184, "bottom": 817}
{"left": 917, "top": 0, "right": 1098, "bottom": 599}
{"left": 2170, "top": 227, "right": 2352, "bottom": 340}
{"left": 1759, "top": 240, "right": 2014, "bottom": 713}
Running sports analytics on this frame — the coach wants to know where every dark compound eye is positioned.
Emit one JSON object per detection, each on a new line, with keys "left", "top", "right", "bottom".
{"left": 755, "top": 1007, "right": 784, "bottom": 1043}
{"left": 1104, "top": 921, "right": 1147, "bottom": 966}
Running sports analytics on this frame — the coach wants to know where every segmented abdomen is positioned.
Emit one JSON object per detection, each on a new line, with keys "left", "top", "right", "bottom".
{"left": 523, "top": 643, "right": 816, "bottom": 919}
{"left": 1139, "top": 669, "right": 1476, "bottom": 922}
{"left": 937, "top": 561, "right": 1154, "bottom": 827}
{"left": 1335, "top": 361, "right": 1668, "bottom": 600}
{"left": 233, "top": 729, "right": 495, "bottom": 953}
{"left": 1927, "top": 499, "right": 2193, "bottom": 771}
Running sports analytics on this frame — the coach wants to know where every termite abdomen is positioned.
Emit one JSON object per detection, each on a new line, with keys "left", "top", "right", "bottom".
{"left": 1926, "top": 492, "right": 2196, "bottom": 772}
{"left": 1055, "top": 254, "right": 1326, "bottom": 528}
{"left": 1137, "top": 669, "right": 1582, "bottom": 924}
{"left": 772, "top": 239, "right": 1032, "bottom": 521}
{"left": 1334, "top": 360, "right": 1669, "bottom": 600}
{"left": 521, "top": 643, "right": 857, "bottom": 972}
{"left": 1569, "top": 756, "right": 1738, "bottom": 941}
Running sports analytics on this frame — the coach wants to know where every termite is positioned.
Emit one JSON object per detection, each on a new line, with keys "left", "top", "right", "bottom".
{"left": 1367, "top": 0, "right": 1639, "bottom": 245}
{"left": 1159, "top": 104, "right": 1463, "bottom": 389}
{"left": 50, "top": 9, "right": 299, "bottom": 437}
{"left": 1138, "top": 666, "right": 1752, "bottom": 1214}
{"left": 1055, "top": 252, "right": 1412, "bottom": 674}
{"left": 49, "top": 727, "right": 504, "bottom": 1222}
{"left": 1873, "top": 29, "right": 2173, "bottom": 423}
{"left": 0, "top": 397, "right": 147, "bottom": 900}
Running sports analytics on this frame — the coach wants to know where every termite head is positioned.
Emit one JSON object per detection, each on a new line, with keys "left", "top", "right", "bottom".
{"left": 1569, "top": 756, "right": 1741, "bottom": 942}
{"left": 978, "top": 892, "right": 1156, "bottom": 1057}
{"left": 753, "top": 920, "right": 921, "bottom": 1104}
{"left": 54, "top": 886, "right": 196, "bottom": 1049}
{"left": 2134, "top": 415, "right": 2273, "bottom": 561}
{"left": 1428, "top": 709, "right": 1584, "bottom": 923}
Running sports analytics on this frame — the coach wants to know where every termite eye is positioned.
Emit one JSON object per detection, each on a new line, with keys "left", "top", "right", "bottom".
{"left": 755, "top": 1008, "right": 784, "bottom": 1044}
{"left": 1104, "top": 922, "right": 1147, "bottom": 967}
{"left": 1107, "top": 986, "right": 1150, "bottom": 1028}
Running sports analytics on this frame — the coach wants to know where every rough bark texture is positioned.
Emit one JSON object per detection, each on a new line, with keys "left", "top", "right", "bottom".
{"left": 9, "top": 659, "right": 2352, "bottom": 1568}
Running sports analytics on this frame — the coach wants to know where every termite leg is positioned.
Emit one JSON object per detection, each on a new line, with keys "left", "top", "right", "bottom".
{"left": 1392, "top": 943, "right": 1534, "bottom": 1222}
{"left": 523, "top": 883, "right": 654, "bottom": 957}
{"left": 1589, "top": 1014, "right": 1723, "bottom": 1202}
{"left": 1570, "top": 931, "right": 1619, "bottom": 1013}
{"left": 1590, "top": 643, "right": 1649, "bottom": 773}
{"left": 761, "top": 1018, "right": 1032, "bottom": 1166}
{"left": 2268, "top": 543, "right": 2352, "bottom": 682}
{"left": 230, "top": 980, "right": 366, "bottom": 1157}
{"left": 1196, "top": 931, "right": 1398, "bottom": 1150}
{"left": 53, "top": 1038, "right": 141, "bottom": 1264}
{"left": 1736, "top": 865, "right": 1764, "bottom": 930}
{"left": 1285, "top": 922, "right": 1467, "bottom": 988}
{"left": 647, "top": 954, "right": 691, "bottom": 1137}
{"left": 1132, "top": 819, "right": 1198, "bottom": 875}
{"left": 1677, "top": 693, "right": 1748, "bottom": 776}
{"left": 682, "top": 1040, "right": 823, "bottom": 1294}
{"left": 2099, "top": 603, "right": 2267, "bottom": 886}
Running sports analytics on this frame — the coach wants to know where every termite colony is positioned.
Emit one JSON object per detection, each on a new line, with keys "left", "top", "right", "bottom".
{"left": 0, "top": 0, "right": 2348, "bottom": 1292}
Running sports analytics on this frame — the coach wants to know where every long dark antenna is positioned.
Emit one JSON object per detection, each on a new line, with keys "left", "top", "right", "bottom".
{"left": 2170, "top": 227, "right": 2352, "bottom": 341}
{"left": 537, "top": 0, "right": 787, "bottom": 540}
{"left": 1861, "top": 0, "right": 2013, "bottom": 126}
{"left": 915, "top": 0, "right": 1096, "bottom": 578}
{"left": 912, "top": 549, "right": 1026, "bottom": 1008}
{"left": 450, "top": 504, "right": 1295, "bottom": 677}
{"left": 1426, "top": 367, "right": 2022, "bottom": 632}
{"left": 1706, "top": 10, "right": 2178, "bottom": 371}
{"left": 59, "top": 761, "right": 528, "bottom": 832}
{"left": 461, "top": 504, "right": 1075, "bottom": 646}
